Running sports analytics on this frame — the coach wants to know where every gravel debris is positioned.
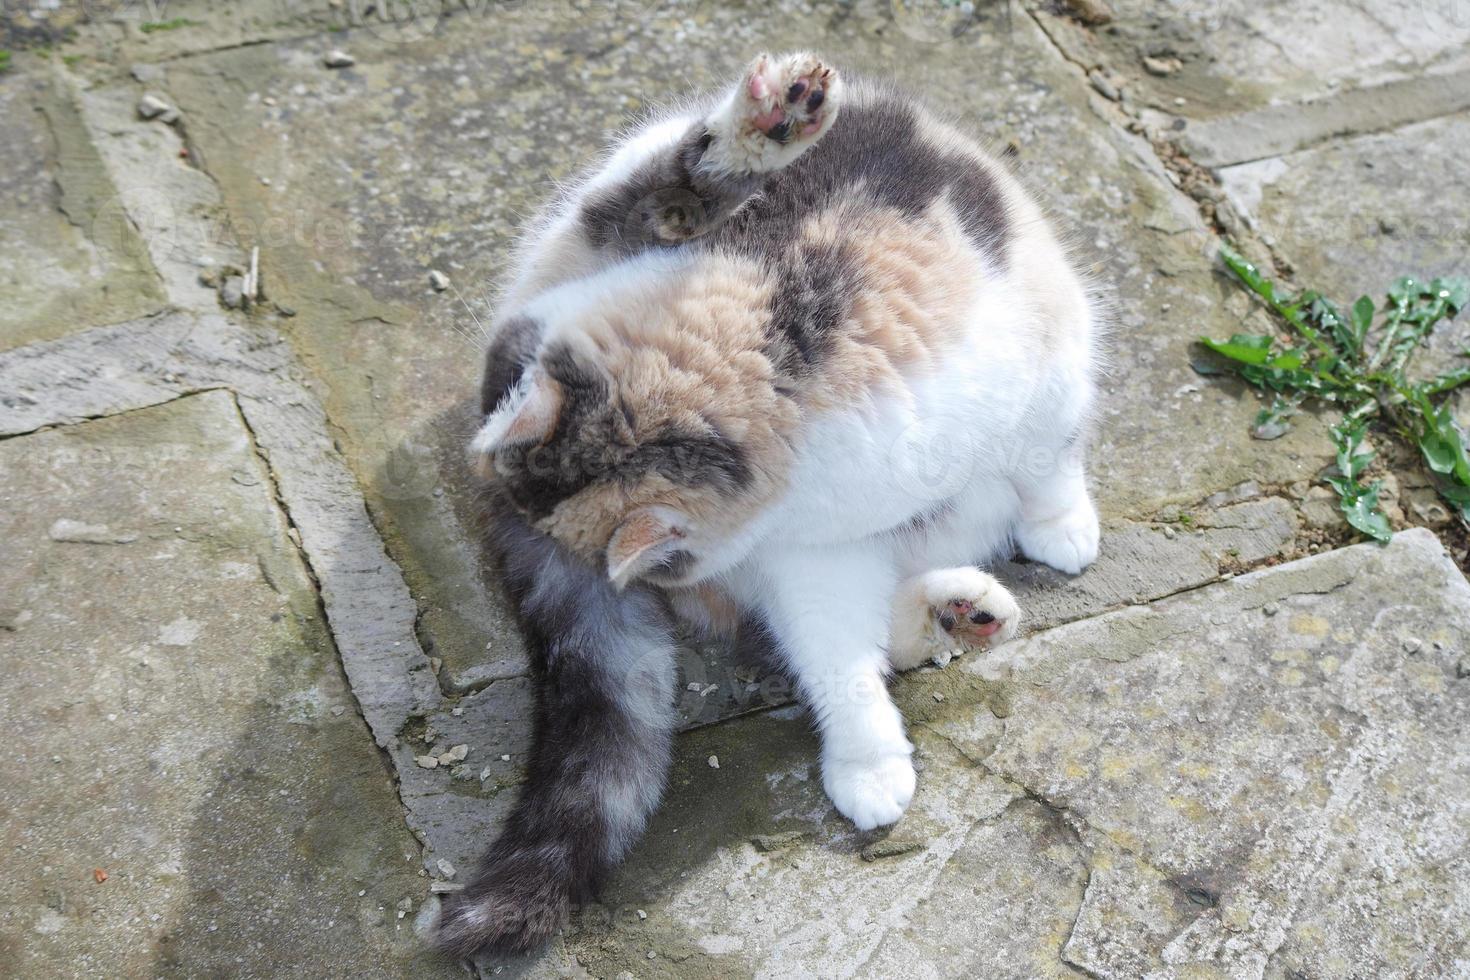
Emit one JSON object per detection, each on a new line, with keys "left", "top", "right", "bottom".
{"left": 48, "top": 519, "right": 138, "bottom": 545}
{"left": 435, "top": 858, "right": 456, "bottom": 879}
{"left": 221, "top": 276, "right": 246, "bottom": 310}
{"left": 1061, "top": 0, "right": 1113, "bottom": 24}
{"left": 707, "top": 755, "right": 719, "bottom": 769}
{"left": 414, "top": 755, "right": 439, "bottom": 769}
{"left": 137, "top": 93, "right": 179, "bottom": 123}
{"left": 1142, "top": 55, "right": 1182, "bottom": 76}
{"left": 323, "top": 50, "right": 356, "bottom": 69}
{"left": 1088, "top": 70, "right": 1120, "bottom": 102}
{"left": 1403, "top": 637, "right": 1422, "bottom": 653}
{"left": 428, "top": 270, "right": 451, "bottom": 291}
{"left": 438, "top": 743, "right": 469, "bottom": 765}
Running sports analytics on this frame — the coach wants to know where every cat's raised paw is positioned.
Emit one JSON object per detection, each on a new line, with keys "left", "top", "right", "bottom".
{"left": 823, "top": 751, "right": 915, "bottom": 830}
{"left": 745, "top": 52, "right": 836, "bottom": 143}
{"left": 887, "top": 566, "right": 1021, "bottom": 671}
{"left": 705, "top": 52, "right": 841, "bottom": 175}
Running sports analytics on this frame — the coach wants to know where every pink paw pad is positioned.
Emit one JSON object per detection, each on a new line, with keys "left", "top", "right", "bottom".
{"left": 745, "top": 56, "right": 835, "bottom": 144}
{"left": 938, "top": 598, "right": 1003, "bottom": 640}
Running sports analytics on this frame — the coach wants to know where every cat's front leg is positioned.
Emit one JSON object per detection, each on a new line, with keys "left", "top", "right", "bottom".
{"left": 1011, "top": 458, "right": 1100, "bottom": 576}
{"left": 752, "top": 545, "right": 915, "bottom": 830}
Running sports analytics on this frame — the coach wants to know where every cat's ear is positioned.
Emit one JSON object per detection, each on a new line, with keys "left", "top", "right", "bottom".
{"left": 606, "top": 506, "right": 687, "bottom": 589}
{"left": 468, "top": 370, "right": 563, "bottom": 475}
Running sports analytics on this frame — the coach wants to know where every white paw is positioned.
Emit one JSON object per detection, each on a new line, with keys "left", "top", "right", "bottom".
{"left": 705, "top": 51, "right": 841, "bottom": 175}
{"left": 1015, "top": 501, "right": 1100, "bottom": 575}
{"left": 823, "top": 751, "right": 916, "bottom": 830}
{"left": 887, "top": 567, "right": 1022, "bottom": 671}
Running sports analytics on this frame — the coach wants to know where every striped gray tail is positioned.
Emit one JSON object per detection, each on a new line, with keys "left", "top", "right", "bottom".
{"left": 436, "top": 507, "right": 679, "bottom": 957}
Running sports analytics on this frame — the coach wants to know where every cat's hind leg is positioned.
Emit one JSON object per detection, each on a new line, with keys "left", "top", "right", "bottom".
{"left": 700, "top": 51, "right": 841, "bottom": 177}
{"left": 888, "top": 567, "right": 1021, "bottom": 671}
{"left": 576, "top": 53, "right": 840, "bottom": 250}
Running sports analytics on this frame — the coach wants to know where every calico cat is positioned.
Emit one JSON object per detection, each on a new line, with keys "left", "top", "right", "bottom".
{"left": 437, "top": 52, "right": 1101, "bottom": 957}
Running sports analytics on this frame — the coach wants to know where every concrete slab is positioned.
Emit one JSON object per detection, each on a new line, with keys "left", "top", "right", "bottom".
{"left": 1, "top": 0, "right": 343, "bottom": 62}
{"left": 0, "top": 67, "right": 164, "bottom": 350}
{"left": 0, "top": 391, "right": 455, "bottom": 978}
{"left": 1036, "top": 0, "right": 1470, "bottom": 119}
{"left": 1218, "top": 111, "right": 1470, "bottom": 304}
{"left": 552, "top": 529, "right": 1470, "bottom": 977}
{"left": 147, "top": 0, "right": 1329, "bottom": 705}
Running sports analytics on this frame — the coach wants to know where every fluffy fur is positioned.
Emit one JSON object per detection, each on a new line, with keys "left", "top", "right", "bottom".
{"left": 443, "top": 51, "right": 1102, "bottom": 957}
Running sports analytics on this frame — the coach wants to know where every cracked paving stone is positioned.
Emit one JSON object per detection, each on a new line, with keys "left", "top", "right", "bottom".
{"left": 929, "top": 529, "right": 1470, "bottom": 978}
{"left": 0, "top": 391, "right": 458, "bottom": 979}
{"left": 569, "top": 530, "right": 1470, "bottom": 977}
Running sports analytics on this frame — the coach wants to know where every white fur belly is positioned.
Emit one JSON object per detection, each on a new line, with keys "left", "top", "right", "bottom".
{"left": 763, "top": 354, "right": 1038, "bottom": 547}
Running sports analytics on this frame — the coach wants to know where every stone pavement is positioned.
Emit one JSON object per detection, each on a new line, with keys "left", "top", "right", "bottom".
{"left": 1, "top": 1, "right": 1467, "bottom": 976}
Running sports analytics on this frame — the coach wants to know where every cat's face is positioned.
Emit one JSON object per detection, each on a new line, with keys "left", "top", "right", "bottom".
{"left": 470, "top": 342, "right": 765, "bottom": 588}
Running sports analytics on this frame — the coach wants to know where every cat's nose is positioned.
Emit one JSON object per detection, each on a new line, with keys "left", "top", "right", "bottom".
{"left": 970, "top": 610, "right": 995, "bottom": 625}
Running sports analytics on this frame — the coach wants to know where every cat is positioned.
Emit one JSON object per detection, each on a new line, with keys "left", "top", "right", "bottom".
{"left": 437, "top": 51, "right": 1101, "bottom": 957}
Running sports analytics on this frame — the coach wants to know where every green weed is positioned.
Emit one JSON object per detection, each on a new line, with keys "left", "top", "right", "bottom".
{"left": 1201, "top": 244, "right": 1469, "bottom": 542}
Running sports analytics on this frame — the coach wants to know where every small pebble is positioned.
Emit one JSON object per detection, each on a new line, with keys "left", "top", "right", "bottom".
{"left": 637, "top": 909, "right": 647, "bottom": 920}
{"left": 137, "top": 93, "right": 176, "bottom": 122}
{"left": 931, "top": 650, "right": 953, "bottom": 668}
{"left": 414, "top": 755, "right": 439, "bottom": 770}
{"left": 1142, "top": 55, "right": 1181, "bottom": 76}
{"left": 429, "top": 270, "right": 451, "bottom": 292}
{"left": 1162, "top": 525, "right": 1176, "bottom": 539}
{"left": 699, "top": 683, "right": 718, "bottom": 697}
{"left": 686, "top": 682, "right": 703, "bottom": 692}
{"left": 435, "top": 858, "right": 456, "bottom": 879}
{"left": 323, "top": 50, "right": 355, "bottom": 68}
{"left": 707, "top": 755, "right": 720, "bottom": 769}
{"left": 358, "top": 889, "right": 366, "bottom": 897}
{"left": 932, "top": 692, "right": 945, "bottom": 702}
{"left": 1403, "top": 637, "right": 1422, "bottom": 653}
{"left": 647, "top": 951, "right": 657, "bottom": 960}
{"left": 331, "top": 705, "right": 346, "bottom": 716}
{"left": 500, "top": 753, "right": 511, "bottom": 762}
{"left": 451, "top": 706, "right": 463, "bottom": 717}
{"left": 1088, "top": 70, "right": 1120, "bottom": 101}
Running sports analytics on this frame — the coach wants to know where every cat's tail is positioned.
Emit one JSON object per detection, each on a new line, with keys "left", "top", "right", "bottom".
{"left": 436, "top": 507, "right": 679, "bottom": 958}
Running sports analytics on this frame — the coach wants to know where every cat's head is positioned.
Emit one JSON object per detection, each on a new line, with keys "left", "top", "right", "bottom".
{"left": 470, "top": 333, "right": 787, "bottom": 589}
